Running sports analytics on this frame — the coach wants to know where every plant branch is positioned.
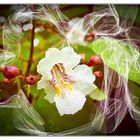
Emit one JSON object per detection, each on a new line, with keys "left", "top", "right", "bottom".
{"left": 25, "top": 20, "right": 35, "bottom": 76}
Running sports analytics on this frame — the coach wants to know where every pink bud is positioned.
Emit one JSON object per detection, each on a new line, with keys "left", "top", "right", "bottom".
{"left": 86, "top": 61, "right": 93, "bottom": 67}
{"left": 93, "top": 71, "right": 103, "bottom": 78}
{"left": 25, "top": 75, "right": 38, "bottom": 85}
{"left": 87, "top": 55, "right": 102, "bottom": 66}
{"left": 3, "top": 65, "right": 22, "bottom": 79}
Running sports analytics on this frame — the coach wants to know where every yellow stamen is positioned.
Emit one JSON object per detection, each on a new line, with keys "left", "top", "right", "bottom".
{"left": 60, "top": 80, "right": 73, "bottom": 92}
{"left": 55, "top": 84, "right": 61, "bottom": 96}
{"left": 64, "top": 82, "right": 73, "bottom": 92}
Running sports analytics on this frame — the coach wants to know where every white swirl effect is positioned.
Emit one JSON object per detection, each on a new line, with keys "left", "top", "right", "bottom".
{"left": 0, "top": 5, "right": 140, "bottom": 135}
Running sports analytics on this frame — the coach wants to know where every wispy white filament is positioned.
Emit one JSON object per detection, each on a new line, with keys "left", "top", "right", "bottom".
{"left": 0, "top": 4, "right": 140, "bottom": 135}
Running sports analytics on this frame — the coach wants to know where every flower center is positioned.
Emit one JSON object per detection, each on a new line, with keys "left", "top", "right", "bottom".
{"left": 50, "top": 63, "right": 73, "bottom": 96}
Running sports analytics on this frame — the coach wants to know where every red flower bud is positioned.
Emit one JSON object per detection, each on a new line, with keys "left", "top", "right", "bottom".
{"left": 3, "top": 65, "right": 22, "bottom": 79}
{"left": 25, "top": 75, "right": 38, "bottom": 85}
{"left": 85, "top": 31, "right": 96, "bottom": 42}
{"left": 86, "top": 61, "right": 93, "bottom": 67}
{"left": 93, "top": 71, "right": 103, "bottom": 78}
{"left": 87, "top": 55, "right": 102, "bottom": 66}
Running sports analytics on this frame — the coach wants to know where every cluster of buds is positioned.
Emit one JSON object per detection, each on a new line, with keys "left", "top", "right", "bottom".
{"left": 0, "top": 65, "right": 39, "bottom": 85}
{"left": 86, "top": 55, "right": 103, "bottom": 79}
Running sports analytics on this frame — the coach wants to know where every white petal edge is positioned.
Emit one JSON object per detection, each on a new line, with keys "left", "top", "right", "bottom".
{"left": 44, "top": 93, "right": 55, "bottom": 103}
{"left": 37, "top": 76, "right": 56, "bottom": 95}
{"left": 37, "top": 47, "right": 81, "bottom": 77}
{"left": 37, "top": 48, "right": 60, "bottom": 77}
{"left": 71, "top": 81, "right": 97, "bottom": 96}
{"left": 60, "top": 47, "right": 81, "bottom": 72}
{"left": 69, "top": 64, "right": 95, "bottom": 83}
{"left": 37, "top": 76, "right": 48, "bottom": 90}
{"left": 54, "top": 89, "right": 86, "bottom": 116}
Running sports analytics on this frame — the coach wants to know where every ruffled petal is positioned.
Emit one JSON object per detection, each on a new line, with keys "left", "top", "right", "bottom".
{"left": 54, "top": 89, "right": 86, "bottom": 116}
{"left": 37, "top": 48, "right": 60, "bottom": 77}
{"left": 71, "top": 81, "right": 97, "bottom": 96}
{"left": 37, "top": 76, "right": 56, "bottom": 95}
{"left": 37, "top": 58, "right": 48, "bottom": 77}
{"left": 69, "top": 64, "right": 95, "bottom": 83}
{"left": 60, "top": 47, "right": 81, "bottom": 72}
{"left": 37, "top": 76, "right": 48, "bottom": 90}
{"left": 37, "top": 47, "right": 81, "bottom": 78}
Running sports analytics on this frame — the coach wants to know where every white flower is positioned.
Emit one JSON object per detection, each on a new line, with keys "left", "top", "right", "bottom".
{"left": 37, "top": 47, "right": 96, "bottom": 116}
{"left": 66, "top": 18, "right": 87, "bottom": 45}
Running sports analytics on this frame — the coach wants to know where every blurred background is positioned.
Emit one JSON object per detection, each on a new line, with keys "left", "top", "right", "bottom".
{"left": 0, "top": 4, "right": 140, "bottom": 135}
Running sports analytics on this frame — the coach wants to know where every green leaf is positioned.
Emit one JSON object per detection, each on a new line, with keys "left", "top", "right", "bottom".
{"left": 0, "top": 108, "right": 27, "bottom": 135}
{"left": 89, "top": 88, "right": 107, "bottom": 101}
{"left": 89, "top": 37, "right": 140, "bottom": 85}
{"left": 74, "top": 45, "right": 96, "bottom": 61}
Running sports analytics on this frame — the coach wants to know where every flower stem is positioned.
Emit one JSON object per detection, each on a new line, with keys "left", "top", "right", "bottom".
{"left": 25, "top": 20, "right": 35, "bottom": 76}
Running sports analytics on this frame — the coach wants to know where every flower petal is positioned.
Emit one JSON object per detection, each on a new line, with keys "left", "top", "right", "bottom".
{"left": 68, "top": 18, "right": 86, "bottom": 45}
{"left": 60, "top": 47, "right": 81, "bottom": 72}
{"left": 54, "top": 89, "right": 86, "bottom": 116}
{"left": 37, "top": 47, "right": 81, "bottom": 78}
{"left": 44, "top": 93, "right": 55, "bottom": 103}
{"left": 37, "top": 76, "right": 56, "bottom": 103}
{"left": 37, "top": 76, "right": 48, "bottom": 90}
{"left": 70, "top": 64, "right": 95, "bottom": 83}
{"left": 37, "top": 76, "right": 56, "bottom": 95}
{"left": 71, "top": 81, "right": 97, "bottom": 96}
{"left": 37, "top": 48, "right": 60, "bottom": 77}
